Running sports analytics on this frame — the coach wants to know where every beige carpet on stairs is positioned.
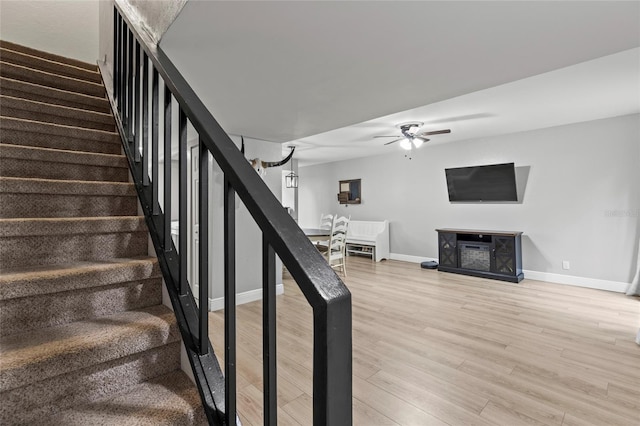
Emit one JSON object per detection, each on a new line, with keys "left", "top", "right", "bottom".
{"left": 0, "top": 40, "right": 208, "bottom": 425}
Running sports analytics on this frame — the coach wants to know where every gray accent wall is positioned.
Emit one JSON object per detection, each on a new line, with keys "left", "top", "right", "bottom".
{"left": 208, "top": 135, "right": 285, "bottom": 300}
{"left": 299, "top": 114, "right": 640, "bottom": 285}
{"left": 121, "top": 0, "right": 188, "bottom": 44}
{"left": 99, "top": 0, "right": 187, "bottom": 77}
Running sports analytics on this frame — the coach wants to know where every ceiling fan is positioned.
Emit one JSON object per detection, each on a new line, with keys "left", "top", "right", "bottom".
{"left": 375, "top": 122, "right": 451, "bottom": 150}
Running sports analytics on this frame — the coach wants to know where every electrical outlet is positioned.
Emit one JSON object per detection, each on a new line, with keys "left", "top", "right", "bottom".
{"left": 562, "top": 260, "right": 570, "bottom": 270}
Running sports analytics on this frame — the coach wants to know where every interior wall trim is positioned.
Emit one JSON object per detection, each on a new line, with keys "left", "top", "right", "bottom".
{"left": 389, "top": 253, "right": 438, "bottom": 264}
{"left": 208, "top": 284, "right": 285, "bottom": 311}
{"left": 390, "top": 253, "right": 627, "bottom": 293}
{"left": 522, "top": 270, "right": 627, "bottom": 293}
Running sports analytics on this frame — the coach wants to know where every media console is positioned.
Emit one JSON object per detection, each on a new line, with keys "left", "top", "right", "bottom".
{"left": 435, "top": 228, "right": 524, "bottom": 283}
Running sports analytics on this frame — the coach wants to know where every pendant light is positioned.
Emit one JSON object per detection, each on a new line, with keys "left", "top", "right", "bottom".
{"left": 285, "top": 145, "right": 298, "bottom": 188}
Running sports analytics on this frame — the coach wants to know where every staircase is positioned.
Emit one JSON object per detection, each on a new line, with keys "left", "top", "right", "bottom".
{"left": 0, "top": 40, "right": 207, "bottom": 425}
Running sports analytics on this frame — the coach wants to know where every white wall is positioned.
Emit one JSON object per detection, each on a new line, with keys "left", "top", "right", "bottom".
{"left": 299, "top": 114, "right": 640, "bottom": 290}
{"left": 98, "top": 0, "right": 114, "bottom": 69}
{"left": 0, "top": 0, "right": 99, "bottom": 63}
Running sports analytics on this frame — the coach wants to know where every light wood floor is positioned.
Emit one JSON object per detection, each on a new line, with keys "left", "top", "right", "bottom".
{"left": 209, "top": 257, "right": 640, "bottom": 425}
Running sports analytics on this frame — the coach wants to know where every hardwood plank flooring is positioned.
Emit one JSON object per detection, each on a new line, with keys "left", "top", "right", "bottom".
{"left": 208, "top": 257, "right": 640, "bottom": 425}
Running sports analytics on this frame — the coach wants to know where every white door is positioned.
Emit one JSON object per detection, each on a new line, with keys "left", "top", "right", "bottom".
{"left": 190, "top": 145, "right": 199, "bottom": 302}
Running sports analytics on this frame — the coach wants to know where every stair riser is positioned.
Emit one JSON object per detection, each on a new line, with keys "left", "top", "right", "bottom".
{"left": 1, "top": 48, "right": 102, "bottom": 83}
{"left": 0, "top": 278, "right": 162, "bottom": 336}
{"left": 0, "top": 62, "right": 105, "bottom": 97}
{"left": 2, "top": 100, "right": 115, "bottom": 132}
{"left": 1, "top": 117, "right": 120, "bottom": 154}
{"left": 47, "top": 371, "right": 208, "bottom": 425}
{"left": 0, "top": 258, "right": 160, "bottom": 301}
{"left": 0, "top": 343, "right": 180, "bottom": 425}
{"left": 0, "top": 305, "right": 179, "bottom": 392}
{"left": 1, "top": 131, "right": 122, "bottom": 154}
{"left": 0, "top": 194, "right": 138, "bottom": 218}
{"left": 0, "top": 157, "right": 129, "bottom": 182}
{"left": 0, "top": 232, "right": 148, "bottom": 270}
{"left": 1, "top": 77, "right": 111, "bottom": 113}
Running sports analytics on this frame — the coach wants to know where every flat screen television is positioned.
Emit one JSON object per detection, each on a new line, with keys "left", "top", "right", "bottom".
{"left": 445, "top": 163, "right": 517, "bottom": 202}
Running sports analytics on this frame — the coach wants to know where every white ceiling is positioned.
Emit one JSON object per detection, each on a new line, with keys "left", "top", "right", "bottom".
{"left": 160, "top": 1, "right": 640, "bottom": 166}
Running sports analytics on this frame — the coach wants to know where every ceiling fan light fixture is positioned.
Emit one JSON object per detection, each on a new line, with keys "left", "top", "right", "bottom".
{"left": 380, "top": 122, "right": 450, "bottom": 151}
{"left": 399, "top": 138, "right": 413, "bottom": 150}
{"left": 397, "top": 121, "right": 424, "bottom": 134}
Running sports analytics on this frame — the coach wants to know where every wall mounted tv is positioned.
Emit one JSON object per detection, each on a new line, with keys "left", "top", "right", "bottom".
{"left": 445, "top": 162, "right": 517, "bottom": 202}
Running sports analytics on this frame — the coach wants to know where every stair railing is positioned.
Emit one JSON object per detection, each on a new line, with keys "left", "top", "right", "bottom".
{"left": 102, "top": 3, "right": 352, "bottom": 425}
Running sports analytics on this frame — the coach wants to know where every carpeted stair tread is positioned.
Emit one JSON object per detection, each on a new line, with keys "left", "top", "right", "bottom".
{"left": 0, "top": 257, "right": 162, "bottom": 335}
{"left": 0, "top": 40, "right": 97, "bottom": 71}
{"left": 0, "top": 304, "right": 180, "bottom": 392}
{"left": 1, "top": 77, "right": 111, "bottom": 113}
{"left": 43, "top": 370, "right": 207, "bottom": 426}
{"left": 1, "top": 343, "right": 181, "bottom": 426}
{"left": 0, "top": 177, "right": 138, "bottom": 217}
{"left": 0, "top": 257, "right": 159, "bottom": 300}
{"left": 0, "top": 47, "right": 102, "bottom": 83}
{"left": 0, "top": 215, "right": 146, "bottom": 237}
{"left": 1, "top": 95, "right": 115, "bottom": 132}
{"left": 1, "top": 116, "right": 121, "bottom": 154}
{"left": 0, "top": 143, "right": 129, "bottom": 182}
{"left": 0, "top": 61, "right": 105, "bottom": 97}
{"left": 0, "top": 176, "right": 135, "bottom": 196}
{"left": 0, "top": 275, "right": 162, "bottom": 337}
{"left": 0, "top": 216, "right": 148, "bottom": 270}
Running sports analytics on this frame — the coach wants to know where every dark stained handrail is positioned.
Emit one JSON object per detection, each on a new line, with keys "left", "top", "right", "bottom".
{"left": 106, "top": 3, "right": 352, "bottom": 425}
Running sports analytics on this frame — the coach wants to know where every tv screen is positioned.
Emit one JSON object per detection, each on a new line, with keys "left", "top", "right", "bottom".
{"left": 445, "top": 163, "right": 517, "bottom": 202}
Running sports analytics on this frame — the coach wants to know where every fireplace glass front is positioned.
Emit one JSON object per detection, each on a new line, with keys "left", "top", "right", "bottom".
{"left": 459, "top": 243, "right": 491, "bottom": 272}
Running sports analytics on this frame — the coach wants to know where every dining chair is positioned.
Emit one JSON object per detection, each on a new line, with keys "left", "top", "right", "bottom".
{"left": 326, "top": 215, "right": 350, "bottom": 276}
{"left": 319, "top": 213, "right": 334, "bottom": 229}
{"left": 315, "top": 213, "right": 334, "bottom": 248}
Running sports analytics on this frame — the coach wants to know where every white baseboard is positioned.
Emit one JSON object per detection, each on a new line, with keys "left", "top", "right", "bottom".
{"left": 208, "top": 283, "right": 285, "bottom": 311}
{"left": 522, "top": 270, "right": 628, "bottom": 293}
{"left": 389, "top": 253, "right": 437, "bottom": 263}
{"left": 389, "top": 253, "right": 628, "bottom": 293}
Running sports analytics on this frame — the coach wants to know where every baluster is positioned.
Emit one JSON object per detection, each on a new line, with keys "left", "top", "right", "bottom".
{"left": 163, "top": 85, "right": 172, "bottom": 249}
{"left": 152, "top": 68, "right": 159, "bottom": 215}
{"left": 119, "top": 23, "right": 126, "bottom": 117}
{"left": 224, "top": 176, "right": 237, "bottom": 424}
{"left": 113, "top": 9, "right": 119, "bottom": 104}
{"left": 142, "top": 53, "right": 149, "bottom": 187}
{"left": 133, "top": 42, "right": 141, "bottom": 164}
{"left": 127, "top": 29, "right": 134, "bottom": 141}
{"left": 198, "top": 138, "right": 209, "bottom": 355}
{"left": 178, "top": 109, "right": 188, "bottom": 296}
{"left": 263, "top": 236, "right": 277, "bottom": 425}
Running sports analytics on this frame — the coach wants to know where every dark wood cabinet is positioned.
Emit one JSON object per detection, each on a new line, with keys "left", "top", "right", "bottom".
{"left": 435, "top": 229, "right": 524, "bottom": 283}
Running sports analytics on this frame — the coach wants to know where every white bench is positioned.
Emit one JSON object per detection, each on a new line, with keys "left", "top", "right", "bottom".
{"left": 346, "top": 220, "right": 389, "bottom": 262}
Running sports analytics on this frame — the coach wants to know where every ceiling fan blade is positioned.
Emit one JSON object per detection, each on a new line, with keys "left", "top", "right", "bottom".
{"left": 420, "top": 129, "right": 451, "bottom": 136}
{"left": 384, "top": 138, "right": 403, "bottom": 146}
{"left": 414, "top": 137, "right": 430, "bottom": 143}
{"left": 373, "top": 135, "right": 400, "bottom": 138}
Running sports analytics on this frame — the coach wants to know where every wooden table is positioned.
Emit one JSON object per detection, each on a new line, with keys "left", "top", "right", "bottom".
{"left": 302, "top": 228, "right": 331, "bottom": 242}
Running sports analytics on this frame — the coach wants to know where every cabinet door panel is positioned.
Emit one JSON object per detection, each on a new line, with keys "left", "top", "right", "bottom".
{"left": 493, "top": 236, "right": 515, "bottom": 275}
{"left": 439, "top": 232, "right": 457, "bottom": 267}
